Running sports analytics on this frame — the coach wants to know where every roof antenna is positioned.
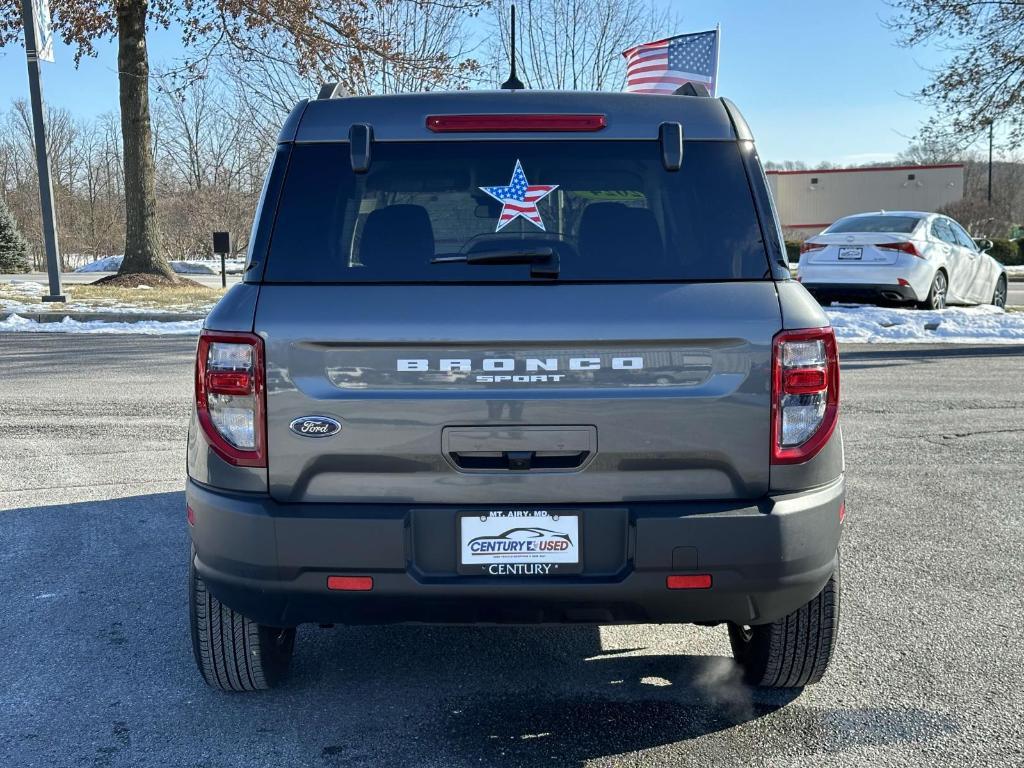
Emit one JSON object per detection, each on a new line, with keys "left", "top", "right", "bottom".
{"left": 500, "top": 4, "right": 525, "bottom": 90}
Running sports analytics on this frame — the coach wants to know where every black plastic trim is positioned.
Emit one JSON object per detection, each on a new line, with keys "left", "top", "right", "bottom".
{"left": 243, "top": 144, "right": 292, "bottom": 284}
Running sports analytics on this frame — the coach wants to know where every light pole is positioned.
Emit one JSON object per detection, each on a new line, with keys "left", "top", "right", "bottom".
{"left": 987, "top": 120, "right": 994, "bottom": 204}
{"left": 19, "top": 0, "right": 64, "bottom": 302}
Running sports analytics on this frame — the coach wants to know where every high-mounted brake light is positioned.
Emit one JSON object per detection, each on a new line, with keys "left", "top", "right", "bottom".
{"left": 877, "top": 241, "right": 921, "bottom": 258}
{"left": 800, "top": 242, "right": 827, "bottom": 255}
{"left": 195, "top": 330, "right": 266, "bottom": 467}
{"left": 425, "top": 114, "right": 607, "bottom": 133}
{"left": 771, "top": 327, "right": 840, "bottom": 465}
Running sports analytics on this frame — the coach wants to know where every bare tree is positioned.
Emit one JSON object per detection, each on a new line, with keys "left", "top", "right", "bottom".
{"left": 0, "top": 0, "right": 489, "bottom": 279}
{"left": 488, "top": 0, "right": 679, "bottom": 90}
{"left": 889, "top": 0, "right": 1024, "bottom": 149}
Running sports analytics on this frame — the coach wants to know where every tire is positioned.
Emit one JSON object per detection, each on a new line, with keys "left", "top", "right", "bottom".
{"left": 918, "top": 270, "right": 947, "bottom": 310}
{"left": 991, "top": 275, "right": 1007, "bottom": 309}
{"left": 189, "top": 547, "right": 296, "bottom": 691}
{"left": 728, "top": 559, "right": 840, "bottom": 688}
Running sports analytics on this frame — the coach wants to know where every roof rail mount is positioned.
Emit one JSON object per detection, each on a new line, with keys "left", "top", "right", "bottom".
{"left": 674, "top": 83, "right": 710, "bottom": 98}
{"left": 318, "top": 82, "right": 348, "bottom": 100}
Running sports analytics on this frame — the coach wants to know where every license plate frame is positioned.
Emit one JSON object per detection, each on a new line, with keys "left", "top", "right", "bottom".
{"left": 838, "top": 247, "right": 863, "bottom": 260}
{"left": 457, "top": 509, "right": 583, "bottom": 576}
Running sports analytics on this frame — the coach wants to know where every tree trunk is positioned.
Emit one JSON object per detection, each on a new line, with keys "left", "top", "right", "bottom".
{"left": 115, "top": 0, "right": 175, "bottom": 279}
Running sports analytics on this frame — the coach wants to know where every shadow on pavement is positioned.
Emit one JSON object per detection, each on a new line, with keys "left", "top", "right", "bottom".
{"left": 0, "top": 492, "right": 959, "bottom": 767}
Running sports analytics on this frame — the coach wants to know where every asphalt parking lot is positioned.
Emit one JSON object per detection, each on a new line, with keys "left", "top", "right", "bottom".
{"left": 1, "top": 335, "right": 1022, "bottom": 767}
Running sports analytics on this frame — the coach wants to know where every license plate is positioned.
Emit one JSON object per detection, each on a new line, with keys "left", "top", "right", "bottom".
{"left": 458, "top": 510, "right": 581, "bottom": 575}
{"left": 838, "top": 247, "right": 863, "bottom": 260}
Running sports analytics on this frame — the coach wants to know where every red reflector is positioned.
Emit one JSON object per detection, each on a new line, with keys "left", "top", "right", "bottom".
{"left": 186, "top": 505, "right": 195, "bottom": 526}
{"left": 897, "top": 278, "right": 910, "bottom": 287}
{"left": 327, "top": 576, "right": 374, "bottom": 592}
{"left": 667, "top": 574, "right": 712, "bottom": 590}
{"left": 839, "top": 501, "right": 846, "bottom": 523}
{"left": 207, "top": 371, "right": 251, "bottom": 395}
{"left": 426, "top": 114, "right": 607, "bottom": 133}
{"left": 783, "top": 367, "right": 827, "bottom": 394}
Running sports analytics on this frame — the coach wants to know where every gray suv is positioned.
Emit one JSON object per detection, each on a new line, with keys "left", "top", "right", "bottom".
{"left": 186, "top": 88, "right": 844, "bottom": 692}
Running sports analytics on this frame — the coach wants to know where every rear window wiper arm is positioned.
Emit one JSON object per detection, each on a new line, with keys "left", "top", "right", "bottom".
{"left": 432, "top": 247, "right": 559, "bottom": 278}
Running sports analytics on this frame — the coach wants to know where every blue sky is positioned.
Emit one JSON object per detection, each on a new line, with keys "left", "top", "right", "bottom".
{"left": 0, "top": 0, "right": 949, "bottom": 165}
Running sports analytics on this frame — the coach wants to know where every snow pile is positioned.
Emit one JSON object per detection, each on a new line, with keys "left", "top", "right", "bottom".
{"left": 0, "top": 314, "right": 203, "bottom": 335}
{"left": 826, "top": 304, "right": 1024, "bottom": 344}
{"left": 177, "top": 259, "right": 246, "bottom": 274}
{"left": 74, "top": 257, "right": 229, "bottom": 275}
{"left": 75, "top": 255, "right": 124, "bottom": 272}
{"left": 171, "top": 261, "right": 216, "bottom": 275}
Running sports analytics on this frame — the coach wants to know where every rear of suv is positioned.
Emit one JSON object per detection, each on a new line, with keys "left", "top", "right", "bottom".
{"left": 186, "top": 88, "right": 844, "bottom": 692}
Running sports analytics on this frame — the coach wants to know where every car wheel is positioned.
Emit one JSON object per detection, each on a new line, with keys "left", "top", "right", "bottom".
{"left": 189, "top": 546, "right": 296, "bottom": 691}
{"left": 728, "top": 558, "right": 840, "bottom": 688}
{"left": 918, "top": 270, "right": 947, "bottom": 310}
{"left": 991, "top": 275, "right": 1007, "bottom": 309}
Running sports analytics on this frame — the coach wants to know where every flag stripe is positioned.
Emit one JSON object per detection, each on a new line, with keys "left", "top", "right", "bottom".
{"left": 627, "top": 73, "right": 713, "bottom": 86}
{"left": 627, "top": 49, "right": 669, "bottom": 65}
{"left": 626, "top": 61, "right": 672, "bottom": 76}
{"left": 502, "top": 203, "right": 544, "bottom": 214}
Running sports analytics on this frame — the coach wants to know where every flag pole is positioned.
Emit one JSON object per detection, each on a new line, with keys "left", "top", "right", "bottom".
{"left": 19, "top": 0, "right": 64, "bottom": 302}
{"left": 713, "top": 23, "right": 721, "bottom": 97}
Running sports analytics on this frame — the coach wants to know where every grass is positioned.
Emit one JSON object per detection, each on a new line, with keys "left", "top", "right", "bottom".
{"left": 0, "top": 282, "right": 225, "bottom": 312}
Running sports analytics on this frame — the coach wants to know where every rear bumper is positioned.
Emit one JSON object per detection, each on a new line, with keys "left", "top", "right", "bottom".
{"left": 186, "top": 477, "right": 844, "bottom": 627}
{"left": 803, "top": 282, "right": 920, "bottom": 304}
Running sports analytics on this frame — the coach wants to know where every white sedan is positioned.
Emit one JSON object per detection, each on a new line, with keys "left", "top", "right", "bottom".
{"left": 797, "top": 211, "right": 1008, "bottom": 310}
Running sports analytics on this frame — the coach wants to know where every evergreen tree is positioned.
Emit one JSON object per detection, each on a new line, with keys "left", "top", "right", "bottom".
{"left": 0, "top": 196, "right": 31, "bottom": 273}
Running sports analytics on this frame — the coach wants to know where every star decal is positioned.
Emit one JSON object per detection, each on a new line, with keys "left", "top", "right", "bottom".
{"left": 479, "top": 160, "right": 558, "bottom": 232}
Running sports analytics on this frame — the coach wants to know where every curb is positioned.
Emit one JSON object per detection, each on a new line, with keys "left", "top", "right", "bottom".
{"left": 0, "top": 311, "right": 206, "bottom": 324}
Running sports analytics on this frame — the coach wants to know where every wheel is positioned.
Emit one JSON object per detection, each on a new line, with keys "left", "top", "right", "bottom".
{"left": 918, "top": 270, "right": 947, "bottom": 310}
{"left": 728, "top": 560, "right": 840, "bottom": 688}
{"left": 189, "top": 547, "right": 296, "bottom": 691}
{"left": 991, "top": 275, "right": 1007, "bottom": 308}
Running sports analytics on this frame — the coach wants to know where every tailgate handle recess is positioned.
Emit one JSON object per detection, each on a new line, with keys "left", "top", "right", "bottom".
{"left": 443, "top": 426, "right": 596, "bottom": 473}
{"left": 449, "top": 449, "right": 589, "bottom": 471}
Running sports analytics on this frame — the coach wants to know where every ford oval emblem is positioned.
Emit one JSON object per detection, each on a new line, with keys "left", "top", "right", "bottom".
{"left": 289, "top": 416, "right": 342, "bottom": 438}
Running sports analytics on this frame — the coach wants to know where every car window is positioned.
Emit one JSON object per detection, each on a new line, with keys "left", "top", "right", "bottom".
{"left": 826, "top": 215, "right": 920, "bottom": 234}
{"left": 263, "top": 141, "right": 771, "bottom": 283}
{"left": 948, "top": 220, "right": 977, "bottom": 251}
{"left": 931, "top": 219, "right": 958, "bottom": 245}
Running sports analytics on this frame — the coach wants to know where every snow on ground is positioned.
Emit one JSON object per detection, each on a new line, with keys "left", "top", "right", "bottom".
{"left": 4, "top": 280, "right": 46, "bottom": 296}
{"left": 73, "top": 256, "right": 244, "bottom": 274}
{"left": 0, "top": 314, "right": 203, "bottom": 335}
{"left": 826, "top": 304, "right": 1024, "bottom": 344}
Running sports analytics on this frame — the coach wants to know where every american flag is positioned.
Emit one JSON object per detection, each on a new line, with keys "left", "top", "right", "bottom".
{"left": 479, "top": 160, "right": 558, "bottom": 232}
{"left": 623, "top": 29, "right": 720, "bottom": 95}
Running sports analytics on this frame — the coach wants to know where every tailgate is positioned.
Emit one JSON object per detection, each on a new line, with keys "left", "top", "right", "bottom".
{"left": 804, "top": 234, "right": 910, "bottom": 266}
{"left": 258, "top": 282, "right": 781, "bottom": 504}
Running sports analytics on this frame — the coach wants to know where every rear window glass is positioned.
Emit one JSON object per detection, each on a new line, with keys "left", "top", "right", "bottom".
{"left": 826, "top": 215, "right": 921, "bottom": 234}
{"left": 262, "top": 141, "right": 769, "bottom": 282}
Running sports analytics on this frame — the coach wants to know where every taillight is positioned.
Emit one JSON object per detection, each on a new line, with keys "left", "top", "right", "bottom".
{"left": 425, "top": 114, "right": 607, "bottom": 132}
{"left": 771, "top": 327, "right": 840, "bottom": 464}
{"left": 877, "top": 241, "right": 921, "bottom": 258}
{"left": 800, "top": 242, "right": 827, "bottom": 255}
{"left": 195, "top": 330, "right": 266, "bottom": 467}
